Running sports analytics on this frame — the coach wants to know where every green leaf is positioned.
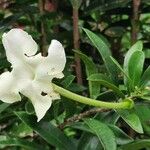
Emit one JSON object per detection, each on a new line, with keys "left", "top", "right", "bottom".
{"left": 61, "top": 75, "right": 75, "bottom": 88}
{"left": 0, "top": 103, "right": 10, "bottom": 113}
{"left": 70, "top": 122, "right": 93, "bottom": 133}
{"left": 15, "top": 111, "right": 77, "bottom": 150}
{"left": 128, "top": 51, "right": 145, "bottom": 87}
{"left": 25, "top": 101, "right": 34, "bottom": 114}
{"left": 117, "top": 110, "right": 143, "bottom": 133}
{"left": 12, "top": 122, "right": 33, "bottom": 137}
{"left": 74, "top": 50, "right": 99, "bottom": 99}
{"left": 85, "top": 0, "right": 131, "bottom": 14}
{"left": 105, "top": 26, "right": 125, "bottom": 38}
{"left": 139, "top": 66, "right": 150, "bottom": 88}
{"left": 70, "top": 0, "right": 82, "bottom": 9}
{"left": 88, "top": 73, "right": 125, "bottom": 98}
{"left": 123, "top": 41, "right": 143, "bottom": 86}
{"left": 121, "top": 139, "right": 150, "bottom": 150}
{"left": 0, "top": 136, "right": 43, "bottom": 150}
{"left": 84, "top": 118, "right": 116, "bottom": 150}
{"left": 78, "top": 133, "right": 102, "bottom": 150}
{"left": 109, "top": 125, "right": 133, "bottom": 145}
{"left": 135, "top": 105, "right": 150, "bottom": 135}
{"left": 110, "top": 56, "right": 132, "bottom": 86}
{"left": 83, "top": 28, "right": 119, "bottom": 83}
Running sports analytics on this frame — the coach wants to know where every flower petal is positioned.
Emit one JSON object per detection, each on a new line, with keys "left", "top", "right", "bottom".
{"left": 34, "top": 40, "right": 66, "bottom": 79}
{"left": 47, "top": 40, "right": 66, "bottom": 74}
{"left": 32, "top": 94, "right": 52, "bottom": 122}
{"left": 21, "top": 81, "right": 56, "bottom": 122}
{"left": 2, "top": 28, "right": 38, "bottom": 65}
{"left": 11, "top": 64, "right": 34, "bottom": 91}
{"left": 0, "top": 72, "right": 21, "bottom": 103}
{"left": 33, "top": 80, "right": 60, "bottom": 100}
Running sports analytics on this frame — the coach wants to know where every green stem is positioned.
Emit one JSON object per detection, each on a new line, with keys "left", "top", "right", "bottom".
{"left": 52, "top": 84, "right": 134, "bottom": 109}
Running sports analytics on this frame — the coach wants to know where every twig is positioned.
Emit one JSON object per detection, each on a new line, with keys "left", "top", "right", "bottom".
{"left": 131, "top": 0, "right": 141, "bottom": 44}
{"left": 73, "top": 5, "right": 83, "bottom": 85}
{"left": 38, "top": 0, "right": 47, "bottom": 56}
{"left": 58, "top": 108, "right": 110, "bottom": 129}
{"left": 0, "top": 0, "right": 13, "bottom": 9}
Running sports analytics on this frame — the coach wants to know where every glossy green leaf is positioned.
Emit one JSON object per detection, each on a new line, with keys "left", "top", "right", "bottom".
{"left": 0, "top": 103, "right": 10, "bottom": 113}
{"left": 74, "top": 50, "right": 99, "bottom": 99}
{"left": 0, "top": 136, "right": 43, "bottom": 150}
{"left": 84, "top": 118, "right": 116, "bottom": 150}
{"left": 12, "top": 122, "right": 33, "bottom": 137}
{"left": 117, "top": 110, "right": 143, "bottom": 133}
{"left": 123, "top": 41, "right": 143, "bottom": 86}
{"left": 140, "top": 96, "right": 150, "bottom": 101}
{"left": 109, "top": 125, "right": 133, "bottom": 145}
{"left": 88, "top": 73, "right": 125, "bottom": 98}
{"left": 110, "top": 56, "right": 133, "bottom": 87}
{"left": 121, "top": 139, "right": 150, "bottom": 150}
{"left": 78, "top": 133, "right": 102, "bottom": 150}
{"left": 15, "top": 111, "right": 77, "bottom": 150}
{"left": 85, "top": 0, "right": 131, "bottom": 14}
{"left": 105, "top": 26, "right": 125, "bottom": 37}
{"left": 135, "top": 105, "right": 150, "bottom": 135}
{"left": 83, "top": 28, "right": 119, "bottom": 83}
{"left": 70, "top": 122, "right": 93, "bottom": 133}
{"left": 61, "top": 75, "right": 75, "bottom": 88}
{"left": 25, "top": 101, "right": 34, "bottom": 114}
{"left": 139, "top": 66, "right": 150, "bottom": 88}
{"left": 128, "top": 51, "right": 145, "bottom": 87}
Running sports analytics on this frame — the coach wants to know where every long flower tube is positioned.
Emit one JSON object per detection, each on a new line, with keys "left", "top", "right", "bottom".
{"left": 53, "top": 84, "right": 134, "bottom": 109}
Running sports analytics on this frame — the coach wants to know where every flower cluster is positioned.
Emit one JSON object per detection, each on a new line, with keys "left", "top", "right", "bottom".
{"left": 0, "top": 29, "right": 66, "bottom": 121}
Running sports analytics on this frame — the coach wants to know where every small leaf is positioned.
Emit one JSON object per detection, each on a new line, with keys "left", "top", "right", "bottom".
{"left": 78, "top": 133, "right": 102, "bottom": 150}
{"left": 105, "top": 26, "right": 125, "bottom": 37}
{"left": 0, "top": 103, "right": 10, "bottom": 113}
{"left": 117, "top": 110, "right": 143, "bottom": 133}
{"left": 61, "top": 75, "right": 75, "bottom": 88}
{"left": 128, "top": 51, "right": 145, "bottom": 87}
{"left": 135, "top": 105, "right": 150, "bottom": 135}
{"left": 74, "top": 50, "right": 99, "bottom": 99}
{"left": 109, "top": 125, "right": 133, "bottom": 145}
{"left": 123, "top": 41, "right": 143, "bottom": 86}
{"left": 83, "top": 28, "right": 119, "bottom": 83}
{"left": 110, "top": 56, "right": 132, "bottom": 86}
{"left": 0, "top": 136, "right": 43, "bottom": 150}
{"left": 15, "top": 111, "right": 77, "bottom": 150}
{"left": 84, "top": 118, "right": 116, "bottom": 150}
{"left": 25, "top": 101, "right": 34, "bottom": 114}
{"left": 139, "top": 66, "right": 150, "bottom": 88}
{"left": 121, "top": 139, "right": 150, "bottom": 150}
{"left": 12, "top": 122, "right": 33, "bottom": 137}
{"left": 88, "top": 73, "right": 125, "bottom": 98}
{"left": 85, "top": 0, "right": 131, "bottom": 14}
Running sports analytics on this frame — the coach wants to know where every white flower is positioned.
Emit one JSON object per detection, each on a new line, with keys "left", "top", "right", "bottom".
{"left": 0, "top": 28, "right": 66, "bottom": 121}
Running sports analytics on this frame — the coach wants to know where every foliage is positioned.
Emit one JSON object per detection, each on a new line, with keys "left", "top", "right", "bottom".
{"left": 0, "top": 0, "right": 150, "bottom": 150}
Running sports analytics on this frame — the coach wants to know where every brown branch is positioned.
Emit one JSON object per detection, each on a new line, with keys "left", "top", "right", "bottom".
{"left": 38, "top": 0, "right": 47, "bottom": 56}
{"left": 131, "top": 0, "right": 141, "bottom": 44}
{"left": 73, "top": 6, "right": 83, "bottom": 85}
{"left": 0, "top": 0, "right": 13, "bottom": 9}
{"left": 58, "top": 108, "right": 110, "bottom": 129}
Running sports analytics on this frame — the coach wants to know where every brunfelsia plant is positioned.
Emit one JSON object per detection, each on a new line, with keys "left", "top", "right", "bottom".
{"left": 1, "top": 28, "right": 149, "bottom": 123}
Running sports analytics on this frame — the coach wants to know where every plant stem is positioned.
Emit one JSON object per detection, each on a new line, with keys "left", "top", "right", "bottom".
{"left": 38, "top": 0, "right": 47, "bottom": 56}
{"left": 52, "top": 84, "right": 134, "bottom": 109}
{"left": 73, "top": 6, "right": 83, "bottom": 85}
{"left": 131, "top": 0, "right": 141, "bottom": 44}
{"left": 58, "top": 108, "right": 110, "bottom": 129}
